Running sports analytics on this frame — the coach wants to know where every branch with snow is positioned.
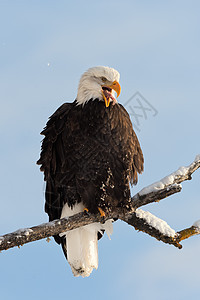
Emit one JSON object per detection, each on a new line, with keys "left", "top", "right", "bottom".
{"left": 132, "top": 154, "right": 200, "bottom": 208}
{"left": 123, "top": 210, "right": 200, "bottom": 249}
{"left": 0, "top": 155, "right": 200, "bottom": 252}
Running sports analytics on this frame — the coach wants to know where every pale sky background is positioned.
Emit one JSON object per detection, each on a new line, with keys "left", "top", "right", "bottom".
{"left": 0, "top": 1, "right": 200, "bottom": 300}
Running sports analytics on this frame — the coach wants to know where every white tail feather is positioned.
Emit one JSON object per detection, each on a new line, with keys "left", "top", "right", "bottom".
{"left": 60, "top": 202, "right": 113, "bottom": 277}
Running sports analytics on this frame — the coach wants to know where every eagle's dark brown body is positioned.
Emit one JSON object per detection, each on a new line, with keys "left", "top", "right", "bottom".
{"left": 38, "top": 99, "right": 143, "bottom": 222}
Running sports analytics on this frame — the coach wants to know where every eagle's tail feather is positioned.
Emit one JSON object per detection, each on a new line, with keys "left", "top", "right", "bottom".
{"left": 60, "top": 202, "right": 113, "bottom": 278}
{"left": 66, "top": 224, "right": 98, "bottom": 277}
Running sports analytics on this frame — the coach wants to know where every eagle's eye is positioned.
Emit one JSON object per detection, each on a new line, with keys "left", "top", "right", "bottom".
{"left": 101, "top": 76, "right": 107, "bottom": 82}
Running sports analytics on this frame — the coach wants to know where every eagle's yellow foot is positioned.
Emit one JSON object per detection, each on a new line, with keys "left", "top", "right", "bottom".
{"left": 98, "top": 207, "right": 106, "bottom": 218}
{"left": 83, "top": 207, "right": 90, "bottom": 215}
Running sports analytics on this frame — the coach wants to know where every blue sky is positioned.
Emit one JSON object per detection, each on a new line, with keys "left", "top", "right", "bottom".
{"left": 0, "top": 1, "right": 200, "bottom": 299}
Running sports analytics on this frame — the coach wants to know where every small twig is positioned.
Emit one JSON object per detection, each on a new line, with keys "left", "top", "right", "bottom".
{"left": 177, "top": 225, "right": 200, "bottom": 242}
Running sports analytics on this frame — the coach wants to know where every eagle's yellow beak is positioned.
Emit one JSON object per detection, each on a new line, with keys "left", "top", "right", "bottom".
{"left": 102, "top": 81, "right": 121, "bottom": 107}
{"left": 109, "top": 81, "right": 121, "bottom": 98}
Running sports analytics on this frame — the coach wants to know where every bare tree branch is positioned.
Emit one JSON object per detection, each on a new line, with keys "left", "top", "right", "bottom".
{"left": 0, "top": 155, "right": 200, "bottom": 252}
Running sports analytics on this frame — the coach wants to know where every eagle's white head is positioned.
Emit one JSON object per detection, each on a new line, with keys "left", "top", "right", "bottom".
{"left": 76, "top": 66, "right": 121, "bottom": 107}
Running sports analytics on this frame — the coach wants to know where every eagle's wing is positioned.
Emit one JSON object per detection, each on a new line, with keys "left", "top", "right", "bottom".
{"left": 37, "top": 103, "right": 73, "bottom": 222}
{"left": 118, "top": 104, "right": 144, "bottom": 185}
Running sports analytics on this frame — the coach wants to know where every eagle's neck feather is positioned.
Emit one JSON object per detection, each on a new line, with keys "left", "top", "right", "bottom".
{"left": 76, "top": 81, "right": 103, "bottom": 106}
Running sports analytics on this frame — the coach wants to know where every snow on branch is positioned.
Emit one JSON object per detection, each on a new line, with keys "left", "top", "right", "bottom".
{"left": 132, "top": 154, "right": 200, "bottom": 208}
{"left": 122, "top": 210, "right": 200, "bottom": 249}
{"left": 0, "top": 155, "right": 200, "bottom": 252}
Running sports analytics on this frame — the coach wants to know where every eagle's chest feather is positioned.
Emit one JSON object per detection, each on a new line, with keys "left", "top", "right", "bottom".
{"left": 73, "top": 100, "right": 129, "bottom": 156}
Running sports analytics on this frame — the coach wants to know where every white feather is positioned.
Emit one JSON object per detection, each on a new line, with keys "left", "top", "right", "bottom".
{"left": 60, "top": 202, "right": 113, "bottom": 277}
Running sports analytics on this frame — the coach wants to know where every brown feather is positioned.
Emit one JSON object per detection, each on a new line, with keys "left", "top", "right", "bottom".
{"left": 37, "top": 99, "right": 144, "bottom": 244}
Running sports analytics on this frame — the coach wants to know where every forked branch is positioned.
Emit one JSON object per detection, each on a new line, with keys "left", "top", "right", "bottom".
{"left": 0, "top": 155, "right": 200, "bottom": 252}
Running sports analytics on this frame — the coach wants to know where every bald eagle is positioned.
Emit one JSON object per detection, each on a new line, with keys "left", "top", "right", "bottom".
{"left": 37, "top": 66, "right": 144, "bottom": 277}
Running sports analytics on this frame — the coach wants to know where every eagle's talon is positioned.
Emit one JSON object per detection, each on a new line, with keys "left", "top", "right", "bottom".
{"left": 98, "top": 207, "right": 106, "bottom": 218}
{"left": 83, "top": 208, "right": 90, "bottom": 215}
